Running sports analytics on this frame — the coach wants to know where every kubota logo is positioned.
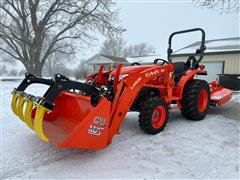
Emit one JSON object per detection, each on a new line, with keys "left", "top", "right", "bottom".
{"left": 145, "top": 70, "right": 160, "bottom": 78}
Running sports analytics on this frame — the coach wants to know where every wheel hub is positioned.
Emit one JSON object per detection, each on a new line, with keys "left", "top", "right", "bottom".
{"left": 151, "top": 106, "right": 166, "bottom": 129}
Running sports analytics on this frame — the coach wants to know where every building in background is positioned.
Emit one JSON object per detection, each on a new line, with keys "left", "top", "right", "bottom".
{"left": 85, "top": 54, "right": 161, "bottom": 74}
{"left": 85, "top": 37, "right": 240, "bottom": 82}
{"left": 172, "top": 37, "right": 240, "bottom": 81}
{"left": 85, "top": 54, "right": 129, "bottom": 75}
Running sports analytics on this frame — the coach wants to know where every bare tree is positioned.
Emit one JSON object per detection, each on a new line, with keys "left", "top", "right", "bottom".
{"left": 9, "top": 69, "right": 18, "bottom": 76}
{"left": 74, "top": 59, "right": 87, "bottom": 80}
{"left": 100, "top": 36, "right": 127, "bottom": 56}
{"left": 193, "top": 0, "right": 240, "bottom": 13}
{"left": 100, "top": 36, "right": 155, "bottom": 57}
{"left": 124, "top": 43, "right": 155, "bottom": 57}
{"left": 18, "top": 69, "right": 27, "bottom": 76}
{"left": 43, "top": 51, "right": 74, "bottom": 77}
{"left": 54, "top": 63, "right": 72, "bottom": 77}
{"left": 0, "top": 0, "right": 123, "bottom": 76}
{"left": 0, "top": 64, "right": 8, "bottom": 75}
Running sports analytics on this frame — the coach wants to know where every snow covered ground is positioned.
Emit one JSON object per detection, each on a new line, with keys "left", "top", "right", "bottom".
{"left": 1, "top": 80, "right": 239, "bottom": 179}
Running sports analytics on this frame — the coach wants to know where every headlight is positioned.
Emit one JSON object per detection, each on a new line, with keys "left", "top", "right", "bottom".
{"left": 109, "top": 74, "right": 129, "bottom": 81}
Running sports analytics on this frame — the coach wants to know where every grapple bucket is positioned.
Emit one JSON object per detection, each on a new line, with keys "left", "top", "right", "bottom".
{"left": 11, "top": 73, "right": 111, "bottom": 150}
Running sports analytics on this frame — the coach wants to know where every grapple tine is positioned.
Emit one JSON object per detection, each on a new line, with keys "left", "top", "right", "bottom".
{"left": 24, "top": 99, "right": 34, "bottom": 129}
{"left": 11, "top": 92, "right": 19, "bottom": 115}
{"left": 16, "top": 96, "right": 26, "bottom": 121}
{"left": 33, "top": 105, "right": 49, "bottom": 142}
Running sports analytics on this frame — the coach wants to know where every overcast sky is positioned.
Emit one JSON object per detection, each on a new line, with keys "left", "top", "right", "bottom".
{"left": 82, "top": 0, "right": 239, "bottom": 59}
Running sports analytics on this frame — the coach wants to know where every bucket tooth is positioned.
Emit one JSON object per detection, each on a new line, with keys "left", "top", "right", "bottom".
{"left": 24, "top": 99, "right": 34, "bottom": 129}
{"left": 33, "top": 105, "right": 49, "bottom": 142}
{"left": 11, "top": 92, "right": 19, "bottom": 115}
{"left": 17, "top": 96, "right": 26, "bottom": 121}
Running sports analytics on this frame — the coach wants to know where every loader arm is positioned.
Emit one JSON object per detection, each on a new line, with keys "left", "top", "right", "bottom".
{"left": 108, "top": 64, "right": 174, "bottom": 141}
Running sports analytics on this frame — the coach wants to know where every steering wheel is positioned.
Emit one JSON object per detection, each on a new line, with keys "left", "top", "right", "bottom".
{"left": 153, "top": 58, "right": 169, "bottom": 66}
{"left": 131, "top": 62, "right": 141, "bottom": 66}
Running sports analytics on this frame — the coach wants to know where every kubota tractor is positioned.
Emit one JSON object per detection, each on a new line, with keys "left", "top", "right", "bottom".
{"left": 11, "top": 28, "right": 232, "bottom": 150}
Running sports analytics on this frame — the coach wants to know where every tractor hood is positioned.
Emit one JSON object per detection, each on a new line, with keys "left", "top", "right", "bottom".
{"left": 110, "top": 65, "right": 156, "bottom": 76}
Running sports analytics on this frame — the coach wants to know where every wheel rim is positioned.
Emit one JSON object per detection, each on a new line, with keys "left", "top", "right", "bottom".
{"left": 198, "top": 89, "right": 208, "bottom": 112}
{"left": 151, "top": 106, "right": 166, "bottom": 129}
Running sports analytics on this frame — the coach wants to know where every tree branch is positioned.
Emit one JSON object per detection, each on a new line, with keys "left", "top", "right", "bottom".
{"left": 0, "top": 47, "right": 21, "bottom": 60}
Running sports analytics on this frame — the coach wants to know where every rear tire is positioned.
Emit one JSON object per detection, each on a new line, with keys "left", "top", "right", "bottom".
{"left": 138, "top": 97, "right": 168, "bottom": 134}
{"left": 181, "top": 79, "right": 210, "bottom": 120}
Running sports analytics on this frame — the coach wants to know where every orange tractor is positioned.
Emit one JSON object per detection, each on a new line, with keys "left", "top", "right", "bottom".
{"left": 11, "top": 28, "right": 232, "bottom": 150}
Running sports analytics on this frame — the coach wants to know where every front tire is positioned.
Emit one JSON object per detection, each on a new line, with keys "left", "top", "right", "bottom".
{"left": 138, "top": 97, "right": 168, "bottom": 134}
{"left": 181, "top": 79, "right": 210, "bottom": 120}
{"left": 130, "top": 87, "right": 160, "bottom": 111}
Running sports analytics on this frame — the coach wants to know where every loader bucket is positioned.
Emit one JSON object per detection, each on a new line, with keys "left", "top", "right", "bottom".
{"left": 11, "top": 73, "right": 112, "bottom": 150}
{"left": 42, "top": 92, "right": 111, "bottom": 149}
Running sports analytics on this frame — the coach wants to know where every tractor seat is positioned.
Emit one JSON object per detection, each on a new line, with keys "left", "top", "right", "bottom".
{"left": 173, "top": 62, "right": 186, "bottom": 75}
{"left": 173, "top": 62, "right": 186, "bottom": 83}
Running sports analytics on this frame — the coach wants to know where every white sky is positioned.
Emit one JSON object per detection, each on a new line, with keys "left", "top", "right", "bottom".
{"left": 80, "top": 0, "right": 239, "bottom": 60}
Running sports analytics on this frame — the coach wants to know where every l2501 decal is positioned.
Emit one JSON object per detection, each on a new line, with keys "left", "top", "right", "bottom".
{"left": 88, "top": 116, "right": 106, "bottom": 136}
{"left": 130, "top": 77, "right": 142, "bottom": 90}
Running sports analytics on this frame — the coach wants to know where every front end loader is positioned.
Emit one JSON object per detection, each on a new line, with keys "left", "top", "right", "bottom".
{"left": 11, "top": 28, "right": 232, "bottom": 150}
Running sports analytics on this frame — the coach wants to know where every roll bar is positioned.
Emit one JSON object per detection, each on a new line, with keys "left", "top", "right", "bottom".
{"left": 167, "top": 28, "right": 206, "bottom": 67}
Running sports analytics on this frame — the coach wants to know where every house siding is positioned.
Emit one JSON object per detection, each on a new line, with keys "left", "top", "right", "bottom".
{"left": 85, "top": 54, "right": 129, "bottom": 75}
{"left": 172, "top": 53, "right": 240, "bottom": 74}
{"left": 86, "top": 55, "right": 113, "bottom": 64}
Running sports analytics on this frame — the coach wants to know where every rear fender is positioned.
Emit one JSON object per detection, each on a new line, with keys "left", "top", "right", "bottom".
{"left": 175, "top": 69, "right": 206, "bottom": 99}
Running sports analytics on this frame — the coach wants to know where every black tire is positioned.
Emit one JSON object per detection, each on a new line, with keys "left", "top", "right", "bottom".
{"left": 138, "top": 97, "right": 168, "bottom": 134}
{"left": 181, "top": 79, "right": 210, "bottom": 120}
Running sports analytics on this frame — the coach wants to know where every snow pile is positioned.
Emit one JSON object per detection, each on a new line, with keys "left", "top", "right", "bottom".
{"left": 1, "top": 81, "right": 239, "bottom": 179}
